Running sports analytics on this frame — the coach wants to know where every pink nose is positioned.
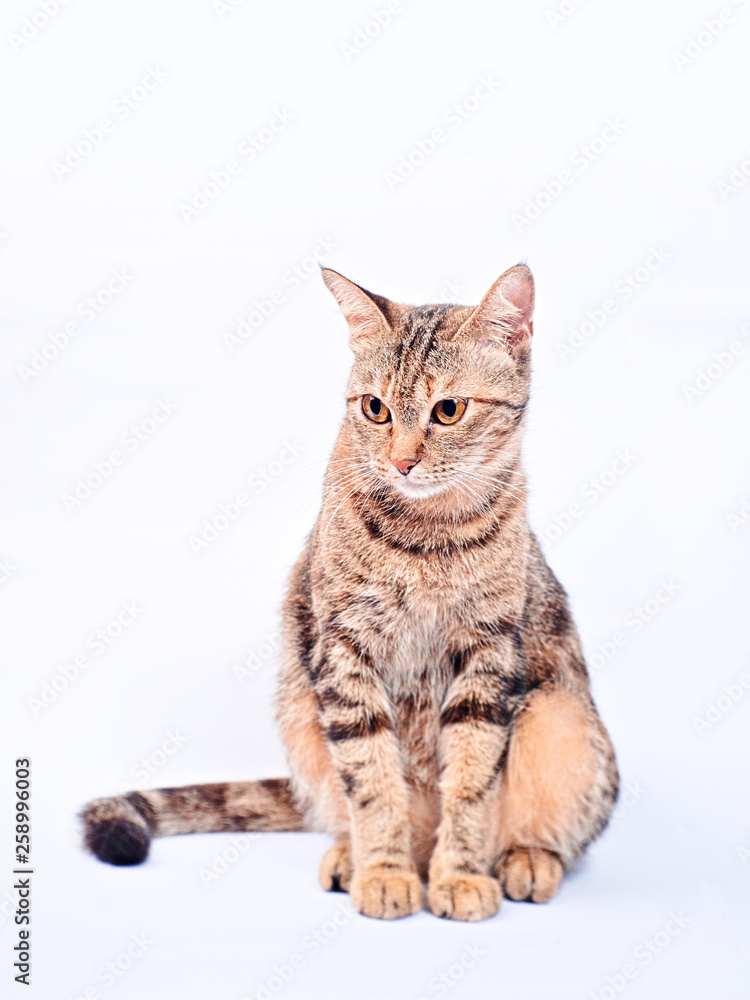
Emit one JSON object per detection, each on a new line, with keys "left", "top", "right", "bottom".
{"left": 392, "top": 457, "right": 419, "bottom": 476}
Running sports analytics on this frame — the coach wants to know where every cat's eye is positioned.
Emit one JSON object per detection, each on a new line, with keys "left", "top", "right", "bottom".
{"left": 432, "top": 398, "right": 467, "bottom": 425}
{"left": 362, "top": 395, "right": 391, "bottom": 424}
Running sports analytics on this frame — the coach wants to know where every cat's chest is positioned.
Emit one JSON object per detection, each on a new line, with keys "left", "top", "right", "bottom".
{"left": 376, "top": 584, "right": 454, "bottom": 701}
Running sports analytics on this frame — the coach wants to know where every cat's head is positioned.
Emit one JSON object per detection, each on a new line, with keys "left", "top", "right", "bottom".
{"left": 322, "top": 265, "right": 534, "bottom": 504}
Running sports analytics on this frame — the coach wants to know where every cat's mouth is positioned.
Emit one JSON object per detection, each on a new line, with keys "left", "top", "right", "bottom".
{"left": 390, "top": 475, "right": 449, "bottom": 499}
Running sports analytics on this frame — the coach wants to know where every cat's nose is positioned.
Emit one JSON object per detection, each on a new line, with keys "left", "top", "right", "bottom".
{"left": 392, "top": 457, "right": 420, "bottom": 476}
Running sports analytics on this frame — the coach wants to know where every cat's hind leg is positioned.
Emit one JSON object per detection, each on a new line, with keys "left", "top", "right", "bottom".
{"left": 493, "top": 685, "right": 618, "bottom": 902}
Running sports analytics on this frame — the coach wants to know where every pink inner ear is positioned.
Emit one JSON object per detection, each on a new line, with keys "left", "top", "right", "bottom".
{"left": 321, "top": 268, "right": 390, "bottom": 349}
{"left": 499, "top": 269, "right": 534, "bottom": 321}
{"left": 341, "top": 300, "right": 386, "bottom": 343}
{"left": 348, "top": 306, "right": 379, "bottom": 331}
{"left": 467, "top": 266, "right": 535, "bottom": 359}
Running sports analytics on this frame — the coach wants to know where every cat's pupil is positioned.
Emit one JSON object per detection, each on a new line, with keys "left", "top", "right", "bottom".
{"left": 370, "top": 398, "right": 381, "bottom": 414}
{"left": 442, "top": 400, "right": 456, "bottom": 418}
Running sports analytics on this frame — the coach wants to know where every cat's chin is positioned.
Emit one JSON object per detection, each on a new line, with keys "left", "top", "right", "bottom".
{"left": 391, "top": 477, "right": 449, "bottom": 500}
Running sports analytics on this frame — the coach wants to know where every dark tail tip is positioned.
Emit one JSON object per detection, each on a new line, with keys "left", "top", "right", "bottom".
{"left": 81, "top": 795, "right": 153, "bottom": 866}
{"left": 85, "top": 818, "right": 150, "bottom": 865}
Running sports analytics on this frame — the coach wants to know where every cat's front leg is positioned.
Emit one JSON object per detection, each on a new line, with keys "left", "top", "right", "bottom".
{"left": 315, "top": 637, "right": 422, "bottom": 919}
{"left": 428, "top": 642, "right": 519, "bottom": 921}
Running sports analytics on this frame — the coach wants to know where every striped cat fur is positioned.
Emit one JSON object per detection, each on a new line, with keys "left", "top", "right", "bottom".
{"left": 81, "top": 264, "right": 618, "bottom": 921}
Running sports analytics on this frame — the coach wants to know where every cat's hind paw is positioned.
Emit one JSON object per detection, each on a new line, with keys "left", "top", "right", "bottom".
{"left": 319, "top": 840, "right": 352, "bottom": 893}
{"left": 496, "top": 847, "right": 563, "bottom": 903}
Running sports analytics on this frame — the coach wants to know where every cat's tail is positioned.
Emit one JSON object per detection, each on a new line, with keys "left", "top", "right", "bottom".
{"left": 80, "top": 778, "right": 306, "bottom": 866}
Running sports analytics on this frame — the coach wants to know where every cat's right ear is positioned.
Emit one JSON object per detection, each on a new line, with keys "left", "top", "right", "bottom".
{"left": 456, "top": 264, "right": 535, "bottom": 361}
{"left": 321, "top": 268, "right": 393, "bottom": 352}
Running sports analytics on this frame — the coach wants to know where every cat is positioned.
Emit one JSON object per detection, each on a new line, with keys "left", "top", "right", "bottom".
{"left": 81, "top": 264, "right": 618, "bottom": 922}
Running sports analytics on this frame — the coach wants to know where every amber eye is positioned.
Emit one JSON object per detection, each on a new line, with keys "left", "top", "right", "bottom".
{"left": 362, "top": 395, "right": 391, "bottom": 424}
{"left": 432, "top": 398, "right": 466, "bottom": 425}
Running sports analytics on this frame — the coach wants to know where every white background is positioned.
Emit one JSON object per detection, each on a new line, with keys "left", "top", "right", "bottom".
{"left": 2, "top": 0, "right": 750, "bottom": 997}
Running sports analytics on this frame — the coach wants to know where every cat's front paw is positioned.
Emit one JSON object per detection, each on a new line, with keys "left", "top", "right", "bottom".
{"left": 428, "top": 873, "right": 501, "bottom": 921}
{"left": 350, "top": 866, "right": 422, "bottom": 920}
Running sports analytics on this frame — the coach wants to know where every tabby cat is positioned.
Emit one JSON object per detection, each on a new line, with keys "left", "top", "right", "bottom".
{"left": 82, "top": 264, "right": 618, "bottom": 921}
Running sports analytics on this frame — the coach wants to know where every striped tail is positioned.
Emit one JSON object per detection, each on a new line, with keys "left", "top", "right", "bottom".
{"left": 81, "top": 778, "right": 306, "bottom": 866}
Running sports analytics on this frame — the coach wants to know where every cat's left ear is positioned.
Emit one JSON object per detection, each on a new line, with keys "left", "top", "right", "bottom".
{"left": 457, "top": 264, "right": 535, "bottom": 361}
{"left": 321, "top": 268, "right": 396, "bottom": 352}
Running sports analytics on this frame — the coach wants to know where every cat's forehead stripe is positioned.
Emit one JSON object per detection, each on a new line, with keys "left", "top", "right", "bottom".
{"left": 393, "top": 304, "right": 456, "bottom": 386}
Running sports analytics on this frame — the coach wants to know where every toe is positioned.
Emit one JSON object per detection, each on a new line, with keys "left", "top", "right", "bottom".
{"left": 498, "top": 848, "right": 563, "bottom": 903}
{"left": 319, "top": 841, "right": 352, "bottom": 893}
{"left": 428, "top": 874, "right": 501, "bottom": 921}
{"left": 350, "top": 868, "right": 422, "bottom": 919}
